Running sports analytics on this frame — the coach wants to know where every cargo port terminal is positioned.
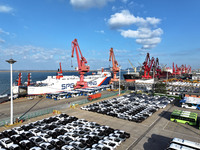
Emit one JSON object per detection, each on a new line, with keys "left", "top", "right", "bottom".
{"left": 0, "top": 40, "right": 199, "bottom": 150}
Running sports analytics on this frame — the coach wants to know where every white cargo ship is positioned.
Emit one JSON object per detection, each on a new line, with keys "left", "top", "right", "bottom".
{"left": 27, "top": 70, "right": 111, "bottom": 95}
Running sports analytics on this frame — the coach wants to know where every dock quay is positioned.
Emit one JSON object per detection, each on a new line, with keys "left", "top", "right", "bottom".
{"left": 0, "top": 89, "right": 199, "bottom": 150}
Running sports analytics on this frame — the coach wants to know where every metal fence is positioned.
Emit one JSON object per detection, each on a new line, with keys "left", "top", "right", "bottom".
{"left": 0, "top": 108, "right": 54, "bottom": 127}
{"left": 70, "top": 90, "right": 126, "bottom": 106}
{"left": 19, "top": 108, "right": 54, "bottom": 121}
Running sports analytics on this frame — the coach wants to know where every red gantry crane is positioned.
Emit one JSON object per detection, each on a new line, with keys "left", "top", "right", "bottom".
{"left": 176, "top": 64, "right": 181, "bottom": 75}
{"left": 173, "top": 64, "right": 191, "bottom": 75}
{"left": 142, "top": 53, "right": 150, "bottom": 79}
{"left": 71, "top": 39, "right": 90, "bottom": 89}
{"left": 109, "top": 48, "right": 119, "bottom": 83}
{"left": 185, "top": 65, "right": 191, "bottom": 74}
{"left": 142, "top": 53, "right": 155, "bottom": 79}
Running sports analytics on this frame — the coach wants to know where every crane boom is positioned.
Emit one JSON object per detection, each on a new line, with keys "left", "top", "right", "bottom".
{"left": 128, "top": 59, "right": 136, "bottom": 73}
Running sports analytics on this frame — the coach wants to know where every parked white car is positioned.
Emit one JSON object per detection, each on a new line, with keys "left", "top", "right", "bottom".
{"left": 0, "top": 138, "right": 14, "bottom": 148}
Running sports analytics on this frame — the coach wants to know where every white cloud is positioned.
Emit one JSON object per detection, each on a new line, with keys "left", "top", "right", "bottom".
{"left": 0, "top": 28, "right": 10, "bottom": 35}
{"left": 146, "top": 17, "right": 160, "bottom": 26}
{"left": 108, "top": 9, "right": 163, "bottom": 49}
{"left": 70, "top": 0, "right": 114, "bottom": 9}
{"left": 108, "top": 10, "right": 140, "bottom": 28}
{"left": 0, "top": 28, "right": 10, "bottom": 44}
{"left": 0, "top": 38, "right": 5, "bottom": 43}
{"left": 136, "top": 37, "right": 161, "bottom": 45}
{"left": 95, "top": 30, "right": 105, "bottom": 34}
{"left": 3, "top": 45, "right": 68, "bottom": 62}
{"left": 121, "top": 0, "right": 128, "bottom": 3}
{"left": 112, "top": 6, "right": 116, "bottom": 11}
{"left": 0, "top": 5, "right": 13, "bottom": 13}
{"left": 108, "top": 10, "right": 161, "bottom": 28}
{"left": 120, "top": 28, "right": 163, "bottom": 49}
{"left": 120, "top": 28, "right": 163, "bottom": 39}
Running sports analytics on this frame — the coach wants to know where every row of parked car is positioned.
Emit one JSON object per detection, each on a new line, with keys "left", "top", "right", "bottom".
{"left": 0, "top": 113, "right": 130, "bottom": 150}
{"left": 168, "top": 81, "right": 200, "bottom": 87}
{"left": 81, "top": 93, "right": 175, "bottom": 123}
{"left": 167, "top": 86, "right": 200, "bottom": 94}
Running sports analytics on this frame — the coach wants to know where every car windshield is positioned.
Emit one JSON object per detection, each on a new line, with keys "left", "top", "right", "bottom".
{"left": 44, "top": 135, "right": 50, "bottom": 138}
{"left": 35, "top": 130, "right": 40, "bottom": 133}
{"left": 0, "top": 133, "right": 4, "bottom": 138}
{"left": 5, "top": 139, "right": 12, "bottom": 144}
{"left": 102, "top": 147, "right": 110, "bottom": 150}
{"left": 16, "top": 136, "right": 22, "bottom": 140}
{"left": 47, "top": 145, "right": 54, "bottom": 149}
{"left": 36, "top": 138, "right": 42, "bottom": 142}
{"left": 56, "top": 141, "right": 62, "bottom": 145}
{"left": 114, "top": 139, "right": 120, "bottom": 142}
{"left": 109, "top": 143, "right": 115, "bottom": 146}
{"left": 65, "top": 137, "right": 71, "bottom": 141}
{"left": 79, "top": 144, "right": 85, "bottom": 148}
{"left": 27, "top": 142, "right": 33, "bottom": 147}
{"left": 13, "top": 147, "right": 21, "bottom": 150}
{"left": 97, "top": 146, "right": 102, "bottom": 149}
{"left": 26, "top": 133, "right": 31, "bottom": 136}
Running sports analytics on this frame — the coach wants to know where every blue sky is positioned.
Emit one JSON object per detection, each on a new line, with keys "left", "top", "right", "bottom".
{"left": 0, "top": 0, "right": 200, "bottom": 70}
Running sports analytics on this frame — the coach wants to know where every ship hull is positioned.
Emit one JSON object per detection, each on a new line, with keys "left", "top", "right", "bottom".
{"left": 27, "top": 71, "right": 111, "bottom": 95}
{"left": 123, "top": 73, "right": 141, "bottom": 82}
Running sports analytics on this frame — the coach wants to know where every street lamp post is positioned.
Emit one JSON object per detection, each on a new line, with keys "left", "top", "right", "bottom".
{"left": 119, "top": 66, "right": 121, "bottom": 95}
{"left": 6, "top": 58, "right": 16, "bottom": 125}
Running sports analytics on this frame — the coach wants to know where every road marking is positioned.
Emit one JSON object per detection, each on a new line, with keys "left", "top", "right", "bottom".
{"left": 125, "top": 139, "right": 137, "bottom": 150}
{"left": 162, "top": 128, "right": 200, "bottom": 140}
{"left": 149, "top": 116, "right": 160, "bottom": 127}
{"left": 163, "top": 121, "right": 169, "bottom": 130}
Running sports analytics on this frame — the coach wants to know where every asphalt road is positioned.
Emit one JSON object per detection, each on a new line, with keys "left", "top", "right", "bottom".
{"left": 0, "top": 90, "right": 114, "bottom": 120}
